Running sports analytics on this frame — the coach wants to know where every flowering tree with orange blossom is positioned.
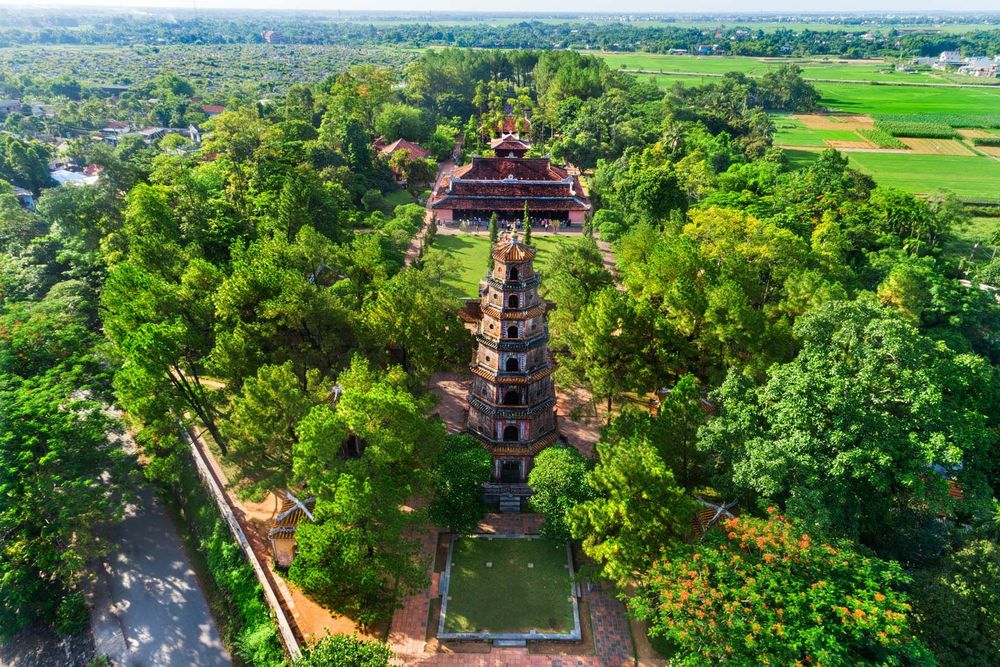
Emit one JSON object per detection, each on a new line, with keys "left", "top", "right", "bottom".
{"left": 631, "top": 510, "right": 934, "bottom": 666}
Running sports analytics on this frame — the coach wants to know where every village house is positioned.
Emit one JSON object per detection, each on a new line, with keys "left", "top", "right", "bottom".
{"left": 0, "top": 99, "right": 22, "bottom": 116}
{"left": 201, "top": 104, "right": 225, "bottom": 118}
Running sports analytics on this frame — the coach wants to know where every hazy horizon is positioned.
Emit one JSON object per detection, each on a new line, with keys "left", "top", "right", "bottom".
{"left": 1, "top": 1, "right": 999, "bottom": 17}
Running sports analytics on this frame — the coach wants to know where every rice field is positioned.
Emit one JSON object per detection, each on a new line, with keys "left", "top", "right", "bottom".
{"left": 599, "top": 52, "right": 946, "bottom": 84}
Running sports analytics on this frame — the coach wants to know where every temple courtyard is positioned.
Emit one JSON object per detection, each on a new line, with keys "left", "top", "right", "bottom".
{"left": 439, "top": 535, "right": 579, "bottom": 639}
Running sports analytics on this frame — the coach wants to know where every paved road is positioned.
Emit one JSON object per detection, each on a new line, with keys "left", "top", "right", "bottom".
{"left": 90, "top": 485, "right": 231, "bottom": 667}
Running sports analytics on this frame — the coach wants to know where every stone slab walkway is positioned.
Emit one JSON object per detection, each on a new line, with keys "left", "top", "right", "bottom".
{"left": 388, "top": 514, "right": 634, "bottom": 667}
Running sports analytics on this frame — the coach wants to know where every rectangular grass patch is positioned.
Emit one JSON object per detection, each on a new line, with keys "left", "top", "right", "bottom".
{"left": 438, "top": 535, "right": 579, "bottom": 639}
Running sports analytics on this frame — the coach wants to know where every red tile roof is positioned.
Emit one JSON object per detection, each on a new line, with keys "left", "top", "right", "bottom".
{"left": 201, "top": 105, "right": 225, "bottom": 114}
{"left": 429, "top": 156, "right": 591, "bottom": 213}
{"left": 380, "top": 138, "right": 430, "bottom": 160}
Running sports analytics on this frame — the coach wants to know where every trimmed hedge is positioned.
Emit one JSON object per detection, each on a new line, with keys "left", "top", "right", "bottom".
{"left": 874, "top": 119, "right": 957, "bottom": 139}
{"left": 858, "top": 128, "right": 907, "bottom": 149}
{"left": 169, "top": 452, "right": 286, "bottom": 667}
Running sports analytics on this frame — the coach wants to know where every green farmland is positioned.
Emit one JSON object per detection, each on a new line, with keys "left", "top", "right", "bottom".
{"left": 600, "top": 52, "right": 946, "bottom": 84}
{"left": 784, "top": 149, "right": 1000, "bottom": 199}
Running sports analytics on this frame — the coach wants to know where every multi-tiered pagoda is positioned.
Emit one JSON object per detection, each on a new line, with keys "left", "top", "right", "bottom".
{"left": 466, "top": 234, "right": 559, "bottom": 489}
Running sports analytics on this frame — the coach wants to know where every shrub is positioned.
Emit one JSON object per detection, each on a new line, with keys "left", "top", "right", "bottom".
{"left": 972, "top": 136, "right": 1000, "bottom": 147}
{"left": 54, "top": 591, "right": 89, "bottom": 636}
{"left": 858, "top": 128, "right": 907, "bottom": 149}
{"left": 298, "top": 634, "right": 392, "bottom": 667}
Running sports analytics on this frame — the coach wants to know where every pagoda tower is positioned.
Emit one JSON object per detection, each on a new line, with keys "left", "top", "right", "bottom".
{"left": 467, "top": 233, "right": 559, "bottom": 487}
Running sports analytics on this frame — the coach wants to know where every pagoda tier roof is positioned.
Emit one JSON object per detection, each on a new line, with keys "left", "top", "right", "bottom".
{"left": 481, "top": 302, "right": 546, "bottom": 320}
{"left": 492, "top": 235, "right": 536, "bottom": 262}
{"left": 470, "top": 362, "right": 554, "bottom": 385}
{"left": 470, "top": 428, "right": 560, "bottom": 456}
{"left": 499, "top": 115, "right": 531, "bottom": 135}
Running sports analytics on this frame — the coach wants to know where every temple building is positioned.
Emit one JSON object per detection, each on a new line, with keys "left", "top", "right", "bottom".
{"left": 428, "top": 117, "right": 591, "bottom": 224}
{"left": 466, "top": 234, "right": 559, "bottom": 492}
{"left": 428, "top": 157, "right": 591, "bottom": 224}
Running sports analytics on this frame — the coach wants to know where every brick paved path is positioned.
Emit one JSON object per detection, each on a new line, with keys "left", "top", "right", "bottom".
{"left": 388, "top": 514, "right": 634, "bottom": 666}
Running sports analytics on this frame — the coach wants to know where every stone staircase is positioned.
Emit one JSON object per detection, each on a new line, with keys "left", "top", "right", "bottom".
{"left": 499, "top": 493, "right": 521, "bottom": 513}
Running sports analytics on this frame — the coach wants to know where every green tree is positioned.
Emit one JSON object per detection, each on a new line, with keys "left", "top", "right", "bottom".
{"left": 222, "top": 362, "right": 324, "bottom": 494}
{"left": 0, "top": 374, "right": 125, "bottom": 639}
{"left": 560, "top": 287, "right": 674, "bottom": 421}
{"left": 632, "top": 510, "right": 932, "bottom": 666}
{"left": 522, "top": 202, "right": 531, "bottom": 246}
{"left": 429, "top": 435, "right": 492, "bottom": 533}
{"left": 700, "top": 297, "right": 996, "bottom": 558}
{"left": 527, "top": 445, "right": 593, "bottom": 543}
{"left": 569, "top": 433, "right": 694, "bottom": 585}
{"left": 362, "top": 267, "right": 473, "bottom": 382}
{"left": 290, "top": 357, "right": 443, "bottom": 624}
{"left": 487, "top": 213, "right": 498, "bottom": 271}
{"left": 910, "top": 539, "right": 1000, "bottom": 666}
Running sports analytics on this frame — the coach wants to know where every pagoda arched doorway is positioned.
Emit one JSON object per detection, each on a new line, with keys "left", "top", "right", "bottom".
{"left": 506, "top": 325, "right": 518, "bottom": 339}
{"left": 508, "top": 266, "right": 519, "bottom": 281}
{"left": 500, "top": 460, "right": 522, "bottom": 483}
{"left": 505, "top": 357, "right": 520, "bottom": 372}
{"left": 507, "top": 294, "right": 519, "bottom": 308}
{"left": 503, "top": 389, "right": 521, "bottom": 405}
{"left": 503, "top": 424, "right": 519, "bottom": 441}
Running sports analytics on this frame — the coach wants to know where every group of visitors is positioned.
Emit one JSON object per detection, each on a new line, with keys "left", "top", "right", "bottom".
{"left": 457, "top": 216, "right": 573, "bottom": 232}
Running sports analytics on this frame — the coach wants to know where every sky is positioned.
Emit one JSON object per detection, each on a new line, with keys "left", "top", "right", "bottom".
{"left": 1, "top": 0, "right": 999, "bottom": 14}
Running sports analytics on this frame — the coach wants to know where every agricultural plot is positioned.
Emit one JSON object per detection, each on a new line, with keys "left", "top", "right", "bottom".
{"left": 898, "top": 138, "right": 975, "bottom": 156}
{"left": 845, "top": 153, "right": 1000, "bottom": 199}
{"left": 599, "top": 52, "right": 945, "bottom": 84}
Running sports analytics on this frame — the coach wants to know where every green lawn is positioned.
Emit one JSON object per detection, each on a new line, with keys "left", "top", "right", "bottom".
{"left": 429, "top": 232, "right": 575, "bottom": 297}
{"left": 443, "top": 537, "right": 575, "bottom": 635}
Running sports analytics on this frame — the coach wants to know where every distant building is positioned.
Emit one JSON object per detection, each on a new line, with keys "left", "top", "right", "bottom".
{"left": 261, "top": 30, "right": 281, "bottom": 44}
{"left": 0, "top": 99, "right": 22, "bottom": 116}
{"left": 201, "top": 105, "right": 225, "bottom": 117}
{"left": 137, "top": 127, "right": 167, "bottom": 143}
{"left": 379, "top": 137, "right": 430, "bottom": 161}
{"left": 12, "top": 187, "right": 35, "bottom": 210}
{"left": 696, "top": 44, "right": 718, "bottom": 55}
{"left": 50, "top": 168, "right": 100, "bottom": 187}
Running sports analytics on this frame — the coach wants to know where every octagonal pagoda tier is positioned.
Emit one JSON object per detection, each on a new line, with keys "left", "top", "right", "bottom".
{"left": 466, "top": 234, "right": 559, "bottom": 484}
